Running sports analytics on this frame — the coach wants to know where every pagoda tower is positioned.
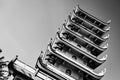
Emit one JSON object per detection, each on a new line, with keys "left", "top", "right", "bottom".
{"left": 35, "top": 4, "right": 110, "bottom": 80}
{"left": 7, "top": 4, "right": 111, "bottom": 80}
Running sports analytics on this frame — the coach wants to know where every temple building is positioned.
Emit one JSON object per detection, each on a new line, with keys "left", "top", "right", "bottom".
{"left": 35, "top": 4, "right": 110, "bottom": 80}
{"left": 7, "top": 4, "right": 110, "bottom": 80}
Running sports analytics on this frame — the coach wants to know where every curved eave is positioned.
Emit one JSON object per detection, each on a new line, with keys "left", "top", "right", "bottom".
{"left": 54, "top": 32, "right": 106, "bottom": 65}
{"left": 48, "top": 42, "right": 105, "bottom": 79}
{"left": 72, "top": 10, "right": 109, "bottom": 34}
{"left": 36, "top": 56, "right": 66, "bottom": 80}
{"left": 75, "top": 4, "right": 109, "bottom": 30}
{"left": 50, "top": 41, "right": 105, "bottom": 69}
{"left": 46, "top": 64, "right": 76, "bottom": 80}
{"left": 61, "top": 24, "right": 107, "bottom": 52}
{"left": 38, "top": 54, "right": 75, "bottom": 80}
{"left": 70, "top": 12, "right": 106, "bottom": 38}
{"left": 67, "top": 15, "right": 108, "bottom": 43}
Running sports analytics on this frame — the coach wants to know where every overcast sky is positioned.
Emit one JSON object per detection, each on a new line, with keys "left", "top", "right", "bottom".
{"left": 0, "top": 0, "right": 120, "bottom": 80}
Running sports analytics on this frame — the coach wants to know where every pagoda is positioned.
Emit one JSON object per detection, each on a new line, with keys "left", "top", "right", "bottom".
{"left": 35, "top": 4, "right": 110, "bottom": 80}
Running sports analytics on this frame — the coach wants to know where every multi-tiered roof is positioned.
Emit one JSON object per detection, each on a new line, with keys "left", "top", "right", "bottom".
{"left": 36, "top": 4, "right": 110, "bottom": 80}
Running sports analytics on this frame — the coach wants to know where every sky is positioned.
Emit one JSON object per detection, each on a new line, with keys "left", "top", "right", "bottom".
{"left": 0, "top": 0, "right": 119, "bottom": 80}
